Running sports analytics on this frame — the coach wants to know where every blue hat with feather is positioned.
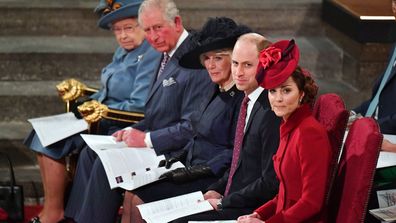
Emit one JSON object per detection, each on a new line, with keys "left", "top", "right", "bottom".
{"left": 96, "top": 0, "right": 143, "bottom": 29}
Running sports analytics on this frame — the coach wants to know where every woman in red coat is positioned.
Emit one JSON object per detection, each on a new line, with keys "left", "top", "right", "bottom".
{"left": 238, "top": 40, "right": 332, "bottom": 223}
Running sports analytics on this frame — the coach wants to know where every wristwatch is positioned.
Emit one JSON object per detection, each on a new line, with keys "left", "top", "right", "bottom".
{"left": 216, "top": 199, "right": 223, "bottom": 210}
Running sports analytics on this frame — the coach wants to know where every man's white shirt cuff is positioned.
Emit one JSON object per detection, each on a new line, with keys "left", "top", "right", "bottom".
{"left": 144, "top": 132, "right": 153, "bottom": 148}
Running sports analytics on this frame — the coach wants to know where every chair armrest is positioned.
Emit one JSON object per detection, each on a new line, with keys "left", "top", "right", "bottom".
{"left": 56, "top": 78, "right": 99, "bottom": 112}
{"left": 56, "top": 78, "right": 98, "bottom": 101}
{"left": 78, "top": 100, "right": 144, "bottom": 124}
{"left": 103, "top": 109, "right": 144, "bottom": 124}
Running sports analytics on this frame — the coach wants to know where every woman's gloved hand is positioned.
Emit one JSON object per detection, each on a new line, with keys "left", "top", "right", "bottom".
{"left": 159, "top": 165, "right": 213, "bottom": 183}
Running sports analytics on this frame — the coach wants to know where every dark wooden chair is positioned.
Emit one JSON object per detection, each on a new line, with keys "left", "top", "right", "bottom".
{"left": 56, "top": 78, "right": 144, "bottom": 181}
{"left": 56, "top": 78, "right": 144, "bottom": 133}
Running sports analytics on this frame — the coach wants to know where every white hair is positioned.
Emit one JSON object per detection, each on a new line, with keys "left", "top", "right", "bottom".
{"left": 138, "top": 0, "right": 180, "bottom": 24}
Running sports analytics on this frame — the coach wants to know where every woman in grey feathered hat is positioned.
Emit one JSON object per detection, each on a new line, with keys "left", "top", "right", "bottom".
{"left": 24, "top": 1, "right": 161, "bottom": 222}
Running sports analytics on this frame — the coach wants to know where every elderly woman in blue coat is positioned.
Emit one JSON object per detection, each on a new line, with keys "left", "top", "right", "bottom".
{"left": 24, "top": 1, "right": 160, "bottom": 222}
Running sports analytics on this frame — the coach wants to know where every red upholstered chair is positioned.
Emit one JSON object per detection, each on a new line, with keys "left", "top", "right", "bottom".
{"left": 313, "top": 93, "right": 349, "bottom": 203}
{"left": 327, "top": 118, "right": 383, "bottom": 223}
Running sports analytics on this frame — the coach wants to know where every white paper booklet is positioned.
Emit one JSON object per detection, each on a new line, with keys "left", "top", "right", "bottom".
{"left": 377, "top": 134, "right": 396, "bottom": 169}
{"left": 80, "top": 134, "right": 184, "bottom": 190}
{"left": 28, "top": 112, "right": 88, "bottom": 147}
{"left": 369, "top": 205, "right": 396, "bottom": 222}
{"left": 377, "top": 152, "right": 396, "bottom": 169}
{"left": 369, "top": 189, "right": 396, "bottom": 222}
{"left": 384, "top": 134, "right": 396, "bottom": 144}
{"left": 377, "top": 189, "right": 396, "bottom": 208}
{"left": 137, "top": 191, "right": 213, "bottom": 223}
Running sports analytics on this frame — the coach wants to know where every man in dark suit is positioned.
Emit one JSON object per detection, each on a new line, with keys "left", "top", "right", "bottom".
{"left": 354, "top": 2, "right": 396, "bottom": 222}
{"left": 354, "top": 42, "right": 396, "bottom": 222}
{"left": 63, "top": 0, "right": 211, "bottom": 222}
{"left": 173, "top": 33, "right": 280, "bottom": 222}
{"left": 353, "top": 44, "right": 396, "bottom": 144}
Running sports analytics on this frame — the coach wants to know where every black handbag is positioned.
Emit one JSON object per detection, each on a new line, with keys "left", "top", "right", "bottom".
{"left": 0, "top": 152, "right": 24, "bottom": 222}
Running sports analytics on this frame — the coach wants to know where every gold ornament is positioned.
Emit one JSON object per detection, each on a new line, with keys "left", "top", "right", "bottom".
{"left": 78, "top": 100, "right": 108, "bottom": 124}
{"left": 56, "top": 79, "right": 87, "bottom": 102}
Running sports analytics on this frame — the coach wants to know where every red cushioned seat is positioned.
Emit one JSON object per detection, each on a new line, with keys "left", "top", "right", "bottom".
{"left": 327, "top": 118, "right": 382, "bottom": 223}
{"left": 313, "top": 93, "right": 349, "bottom": 206}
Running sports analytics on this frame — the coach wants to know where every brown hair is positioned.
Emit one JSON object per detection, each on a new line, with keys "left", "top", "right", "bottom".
{"left": 291, "top": 67, "right": 318, "bottom": 105}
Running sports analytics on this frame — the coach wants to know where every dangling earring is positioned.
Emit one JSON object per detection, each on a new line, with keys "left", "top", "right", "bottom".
{"left": 299, "top": 98, "right": 303, "bottom": 104}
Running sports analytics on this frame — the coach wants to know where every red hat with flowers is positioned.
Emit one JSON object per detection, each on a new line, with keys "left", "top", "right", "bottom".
{"left": 257, "top": 39, "right": 300, "bottom": 89}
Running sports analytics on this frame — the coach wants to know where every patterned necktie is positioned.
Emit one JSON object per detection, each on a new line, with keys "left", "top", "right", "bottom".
{"left": 157, "top": 53, "right": 170, "bottom": 79}
{"left": 365, "top": 45, "right": 396, "bottom": 117}
{"left": 224, "top": 96, "right": 250, "bottom": 196}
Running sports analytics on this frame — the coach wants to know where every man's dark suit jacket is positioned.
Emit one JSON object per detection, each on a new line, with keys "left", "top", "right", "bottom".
{"left": 208, "top": 89, "right": 280, "bottom": 209}
{"left": 354, "top": 45, "right": 396, "bottom": 134}
{"left": 133, "top": 35, "right": 211, "bottom": 156}
{"left": 64, "top": 35, "right": 211, "bottom": 223}
{"left": 355, "top": 45, "right": 396, "bottom": 223}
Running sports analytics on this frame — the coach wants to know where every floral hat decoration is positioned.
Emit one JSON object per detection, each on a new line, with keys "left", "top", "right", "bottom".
{"left": 96, "top": 0, "right": 143, "bottom": 29}
{"left": 257, "top": 39, "right": 300, "bottom": 89}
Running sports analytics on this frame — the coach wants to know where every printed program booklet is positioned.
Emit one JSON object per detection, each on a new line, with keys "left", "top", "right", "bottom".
{"left": 28, "top": 112, "right": 88, "bottom": 147}
{"left": 80, "top": 134, "right": 184, "bottom": 190}
{"left": 369, "top": 205, "right": 396, "bottom": 222}
{"left": 377, "top": 134, "right": 396, "bottom": 169}
{"left": 369, "top": 189, "right": 396, "bottom": 222}
{"left": 137, "top": 191, "right": 213, "bottom": 223}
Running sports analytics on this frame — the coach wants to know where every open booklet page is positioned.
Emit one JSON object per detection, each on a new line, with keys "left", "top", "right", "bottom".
{"left": 341, "top": 133, "right": 396, "bottom": 169}
{"left": 369, "top": 189, "right": 396, "bottom": 222}
{"left": 137, "top": 191, "right": 213, "bottom": 223}
{"left": 369, "top": 205, "right": 396, "bottom": 222}
{"left": 384, "top": 134, "right": 396, "bottom": 144}
{"left": 377, "top": 134, "right": 396, "bottom": 169}
{"left": 28, "top": 112, "right": 88, "bottom": 147}
{"left": 80, "top": 134, "right": 184, "bottom": 190}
